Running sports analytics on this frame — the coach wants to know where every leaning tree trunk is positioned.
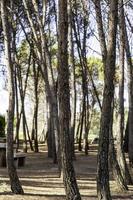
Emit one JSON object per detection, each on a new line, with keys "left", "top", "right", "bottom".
{"left": 14, "top": 63, "right": 20, "bottom": 150}
{"left": 1, "top": 0, "right": 23, "bottom": 194}
{"left": 58, "top": 0, "right": 81, "bottom": 199}
{"left": 96, "top": 1, "right": 118, "bottom": 199}
{"left": 33, "top": 59, "right": 39, "bottom": 153}
{"left": 78, "top": 96, "right": 85, "bottom": 152}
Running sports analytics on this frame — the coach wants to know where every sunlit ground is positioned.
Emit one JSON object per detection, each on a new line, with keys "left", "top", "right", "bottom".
{"left": 0, "top": 145, "right": 133, "bottom": 200}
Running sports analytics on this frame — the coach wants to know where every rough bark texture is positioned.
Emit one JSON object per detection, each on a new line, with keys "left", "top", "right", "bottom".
{"left": 92, "top": 0, "right": 107, "bottom": 62}
{"left": 58, "top": 0, "right": 81, "bottom": 199}
{"left": 1, "top": 0, "right": 24, "bottom": 194}
{"left": 97, "top": 1, "right": 118, "bottom": 199}
{"left": 117, "top": 0, "right": 126, "bottom": 180}
{"left": 69, "top": 0, "right": 77, "bottom": 159}
{"left": 109, "top": 101, "right": 128, "bottom": 191}
{"left": 122, "top": 9, "right": 133, "bottom": 167}
{"left": 117, "top": 0, "right": 132, "bottom": 184}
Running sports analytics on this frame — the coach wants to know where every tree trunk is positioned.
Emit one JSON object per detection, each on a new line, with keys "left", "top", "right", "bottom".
{"left": 15, "top": 56, "right": 31, "bottom": 151}
{"left": 58, "top": 0, "right": 81, "bottom": 199}
{"left": 14, "top": 64, "right": 20, "bottom": 151}
{"left": 33, "top": 59, "right": 39, "bottom": 153}
{"left": 78, "top": 97, "right": 85, "bottom": 152}
{"left": 17, "top": 63, "right": 27, "bottom": 152}
{"left": 122, "top": 7, "right": 133, "bottom": 167}
{"left": 123, "top": 117, "right": 129, "bottom": 153}
{"left": 83, "top": 98, "right": 94, "bottom": 155}
{"left": 97, "top": 1, "right": 118, "bottom": 199}
{"left": 117, "top": 0, "right": 132, "bottom": 184}
{"left": 1, "top": 0, "right": 23, "bottom": 194}
{"left": 76, "top": 114, "right": 81, "bottom": 143}
{"left": 22, "top": 109, "right": 27, "bottom": 153}
{"left": 69, "top": 1, "right": 77, "bottom": 159}
{"left": 47, "top": 117, "right": 53, "bottom": 158}
{"left": 109, "top": 101, "right": 128, "bottom": 191}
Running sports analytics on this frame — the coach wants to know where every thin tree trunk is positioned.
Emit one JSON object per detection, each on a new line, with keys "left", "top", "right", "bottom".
{"left": 24, "top": 112, "right": 34, "bottom": 151}
{"left": 123, "top": 117, "right": 129, "bottom": 153}
{"left": 76, "top": 114, "right": 81, "bottom": 143}
{"left": 33, "top": 59, "right": 39, "bottom": 153}
{"left": 15, "top": 53, "right": 31, "bottom": 150}
{"left": 14, "top": 63, "right": 19, "bottom": 150}
{"left": 83, "top": 98, "right": 94, "bottom": 155}
{"left": 16, "top": 53, "right": 33, "bottom": 152}
{"left": 17, "top": 65, "right": 27, "bottom": 152}
{"left": 78, "top": 97, "right": 85, "bottom": 151}
{"left": 47, "top": 116, "right": 53, "bottom": 158}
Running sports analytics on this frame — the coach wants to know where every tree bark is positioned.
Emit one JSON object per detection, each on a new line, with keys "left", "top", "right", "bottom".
{"left": 123, "top": 7, "right": 133, "bottom": 167}
{"left": 32, "top": 58, "right": 39, "bottom": 153}
{"left": 109, "top": 101, "right": 128, "bottom": 191}
{"left": 69, "top": 0, "right": 77, "bottom": 159}
{"left": 58, "top": 0, "right": 81, "bottom": 199}
{"left": 1, "top": 0, "right": 24, "bottom": 194}
{"left": 96, "top": 1, "right": 118, "bottom": 199}
{"left": 117, "top": 0, "right": 132, "bottom": 184}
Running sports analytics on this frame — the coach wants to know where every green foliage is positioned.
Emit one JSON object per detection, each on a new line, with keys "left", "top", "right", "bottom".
{"left": 50, "top": 43, "right": 58, "bottom": 69}
{"left": 0, "top": 115, "right": 6, "bottom": 137}
{"left": 17, "top": 40, "right": 29, "bottom": 62}
{"left": 87, "top": 57, "right": 103, "bottom": 80}
{"left": 75, "top": 56, "right": 103, "bottom": 81}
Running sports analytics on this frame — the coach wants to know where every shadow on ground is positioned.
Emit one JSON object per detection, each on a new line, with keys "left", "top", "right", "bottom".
{"left": 0, "top": 144, "right": 133, "bottom": 200}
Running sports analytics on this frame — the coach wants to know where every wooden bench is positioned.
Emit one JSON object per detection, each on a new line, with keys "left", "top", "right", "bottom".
{"left": 0, "top": 151, "right": 26, "bottom": 168}
{"left": 14, "top": 153, "right": 26, "bottom": 167}
{"left": 0, "top": 141, "right": 26, "bottom": 167}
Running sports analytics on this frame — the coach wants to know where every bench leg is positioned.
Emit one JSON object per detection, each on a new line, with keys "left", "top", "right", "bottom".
{"left": 14, "top": 158, "right": 18, "bottom": 168}
{"left": 18, "top": 157, "right": 25, "bottom": 167}
{"left": 0, "top": 150, "right": 6, "bottom": 167}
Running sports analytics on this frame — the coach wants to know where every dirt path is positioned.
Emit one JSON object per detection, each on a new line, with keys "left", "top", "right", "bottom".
{"left": 0, "top": 144, "right": 133, "bottom": 200}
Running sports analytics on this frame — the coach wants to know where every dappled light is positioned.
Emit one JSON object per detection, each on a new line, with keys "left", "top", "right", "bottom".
{"left": 1, "top": 145, "right": 133, "bottom": 199}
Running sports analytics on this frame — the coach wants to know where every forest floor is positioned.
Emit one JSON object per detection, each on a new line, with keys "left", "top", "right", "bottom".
{"left": 0, "top": 144, "right": 133, "bottom": 200}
